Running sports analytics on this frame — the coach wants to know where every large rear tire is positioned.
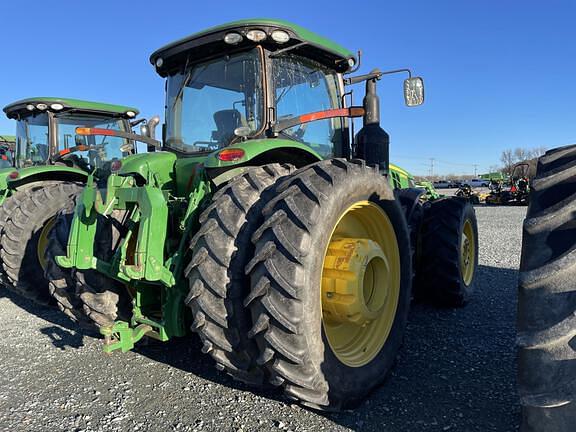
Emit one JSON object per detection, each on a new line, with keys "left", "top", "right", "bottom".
{"left": 414, "top": 197, "right": 478, "bottom": 307}
{"left": 246, "top": 159, "right": 412, "bottom": 410}
{"left": 0, "top": 182, "right": 83, "bottom": 304}
{"left": 185, "top": 164, "right": 294, "bottom": 386}
{"left": 517, "top": 144, "right": 576, "bottom": 431}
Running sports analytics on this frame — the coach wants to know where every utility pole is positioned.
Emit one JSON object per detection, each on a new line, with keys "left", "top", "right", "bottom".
{"left": 429, "top": 158, "right": 435, "bottom": 177}
{"left": 473, "top": 164, "right": 478, "bottom": 177}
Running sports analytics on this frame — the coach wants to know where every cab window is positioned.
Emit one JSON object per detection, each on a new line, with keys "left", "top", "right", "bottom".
{"left": 271, "top": 54, "right": 344, "bottom": 158}
{"left": 15, "top": 114, "right": 49, "bottom": 167}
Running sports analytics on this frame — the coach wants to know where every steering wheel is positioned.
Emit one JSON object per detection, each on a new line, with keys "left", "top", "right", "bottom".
{"left": 50, "top": 144, "right": 104, "bottom": 164}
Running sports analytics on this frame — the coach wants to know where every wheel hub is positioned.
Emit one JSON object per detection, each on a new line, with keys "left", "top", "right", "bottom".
{"left": 462, "top": 237, "right": 470, "bottom": 266}
{"left": 322, "top": 238, "right": 388, "bottom": 327}
{"left": 37, "top": 216, "right": 57, "bottom": 272}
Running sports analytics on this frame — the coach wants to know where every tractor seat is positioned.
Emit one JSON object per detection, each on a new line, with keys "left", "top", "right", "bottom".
{"left": 212, "top": 109, "right": 242, "bottom": 147}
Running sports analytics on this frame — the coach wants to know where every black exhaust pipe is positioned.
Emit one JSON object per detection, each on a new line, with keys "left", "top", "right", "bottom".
{"left": 354, "top": 69, "right": 390, "bottom": 175}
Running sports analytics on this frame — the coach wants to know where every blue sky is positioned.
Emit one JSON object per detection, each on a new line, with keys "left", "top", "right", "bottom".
{"left": 1, "top": 0, "right": 574, "bottom": 175}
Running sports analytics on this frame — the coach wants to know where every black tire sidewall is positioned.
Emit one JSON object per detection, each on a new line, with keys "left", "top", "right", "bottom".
{"left": 295, "top": 174, "right": 412, "bottom": 405}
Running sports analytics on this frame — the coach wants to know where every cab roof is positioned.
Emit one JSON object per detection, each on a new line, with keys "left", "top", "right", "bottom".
{"left": 150, "top": 18, "right": 356, "bottom": 77}
{"left": 3, "top": 97, "right": 139, "bottom": 120}
{"left": 0, "top": 135, "right": 15, "bottom": 144}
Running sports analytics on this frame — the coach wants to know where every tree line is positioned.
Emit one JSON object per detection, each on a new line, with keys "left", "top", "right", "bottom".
{"left": 499, "top": 147, "right": 547, "bottom": 177}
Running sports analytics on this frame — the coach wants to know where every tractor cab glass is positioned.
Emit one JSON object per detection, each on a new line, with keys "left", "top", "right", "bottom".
{"left": 0, "top": 145, "right": 13, "bottom": 168}
{"left": 271, "top": 54, "right": 344, "bottom": 158}
{"left": 53, "top": 113, "right": 132, "bottom": 174}
{"left": 15, "top": 113, "right": 50, "bottom": 168}
{"left": 166, "top": 49, "right": 263, "bottom": 153}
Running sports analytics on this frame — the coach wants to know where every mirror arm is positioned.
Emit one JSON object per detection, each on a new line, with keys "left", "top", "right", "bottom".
{"left": 130, "top": 118, "right": 146, "bottom": 127}
{"left": 344, "top": 68, "right": 413, "bottom": 85}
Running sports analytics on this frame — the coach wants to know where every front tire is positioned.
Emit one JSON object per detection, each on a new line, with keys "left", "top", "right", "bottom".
{"left": 517, "top": 144, "right": 576, "bottom": 431}
{"left": 0, "top": 182, "right": 83, "bottom": 304}
{"left": 246, "top": 159, "right": 412, "bottom": 410}
{"left": 414, "top": 197, "right": 478, "bottom": 307}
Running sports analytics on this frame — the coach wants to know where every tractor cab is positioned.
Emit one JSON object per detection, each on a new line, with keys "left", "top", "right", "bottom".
{"left": 151, "top": 19, "right": 423, "bottom": 170}
{"left": 3, "top": 98, "right": 140, "bottom": 177}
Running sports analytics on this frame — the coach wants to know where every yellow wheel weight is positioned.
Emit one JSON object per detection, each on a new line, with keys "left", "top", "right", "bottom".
{"left": 321, "top": 201, "right": 401, "bottom": 368}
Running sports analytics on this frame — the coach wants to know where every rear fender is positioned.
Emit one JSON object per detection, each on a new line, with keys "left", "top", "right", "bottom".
{"left": 204, "top": 138, "right": 322, "bottom": 171}
{"left": 7, "top": 165, "right": 88, "bottom": 189}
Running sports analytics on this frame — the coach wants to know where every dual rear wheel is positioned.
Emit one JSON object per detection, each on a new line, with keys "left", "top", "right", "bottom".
{"left": 187, "top": 160, "right": 412, "bottom": 409}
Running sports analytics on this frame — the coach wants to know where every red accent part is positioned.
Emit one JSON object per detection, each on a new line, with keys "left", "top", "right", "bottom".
{"left": 510, "top": 185, "right": 517, "bottom": 192}
{"left": 59, "top": 148, "right": 71, "bottom": 156}
{"left": 299, "top": 108, "right": 351, "bottom": 123}
{"left": 75, "top": 127, "right": 117, "bottom": 136}
{"left": 217, "top": 148, "right": 245, "bottom": 162}
{"left": 110, "top": 160, "right": 122, "bottom": 172}
{"left": 1, "top": 155, "right": 7, "bottom": 160}
{"left": 8, "top": 171, "right": 19, "bottom": 179}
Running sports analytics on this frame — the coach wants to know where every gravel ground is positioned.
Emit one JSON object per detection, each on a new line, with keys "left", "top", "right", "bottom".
{"left": 0, "top": 205, "right": 526, "bottom": 432}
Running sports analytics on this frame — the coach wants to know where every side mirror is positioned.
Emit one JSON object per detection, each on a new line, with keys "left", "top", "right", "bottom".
{"left": 403, "top": 77, "right": 425, "bottom": 107}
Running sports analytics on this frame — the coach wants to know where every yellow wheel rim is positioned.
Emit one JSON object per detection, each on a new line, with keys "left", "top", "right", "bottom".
{"left": 37, "top": 216, "right": 56, "bottom": 272}
{"left": 460, "top": 219, "right": 475, "bottom": 286}
{"left": 321, "top": 201, "right": 401, "bottom": 368}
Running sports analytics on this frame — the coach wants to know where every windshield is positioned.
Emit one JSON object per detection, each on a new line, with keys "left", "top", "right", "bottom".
{"left": 272, "top": 54, "right": 344, "bottom": 158}
{"left": 15, "top": 113, "right": 50, "bottom": 168}
{"left": 53, "top": 113, "right": 132, "bottom": 174}
{"left": 166, "top": 49, "right": 263, "bottom": 153}
{"left": 15, "top": 112, "right": 132, "bottom": 171}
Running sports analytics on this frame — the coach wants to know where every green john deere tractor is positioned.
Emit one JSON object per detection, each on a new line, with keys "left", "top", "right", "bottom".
{"left": 0, "top": 97, "right": 157, "bottom": 304}
{"left": 517, "top": 144, "right": 575, "bottom": 432}
{"left": 50, "top": 19, "right": 478, "bottom": 409}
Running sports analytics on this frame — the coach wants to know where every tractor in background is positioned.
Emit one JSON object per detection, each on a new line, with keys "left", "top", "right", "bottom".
{"left": 455, "top": 183, "right": 481, "bottom": 204}
{"left": 485, "top": 162, "right": 530, "bottom": 205}
{"left": 0, "top": 97, "right": 157, "bottom": 304}
{"left": 50, "top": 19, "right": 478, "bottom": 410}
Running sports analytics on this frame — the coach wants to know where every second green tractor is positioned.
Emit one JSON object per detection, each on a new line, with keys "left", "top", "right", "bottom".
{"left": 0, "top": 98, "right": 155, "bottom": 304}
{"left": 50, "top": 19, "right": 479, "bottom": 409}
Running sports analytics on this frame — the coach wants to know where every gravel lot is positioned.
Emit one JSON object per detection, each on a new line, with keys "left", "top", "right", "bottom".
{"left": 0, "top": 205, "right": 526, "bottom": 432}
